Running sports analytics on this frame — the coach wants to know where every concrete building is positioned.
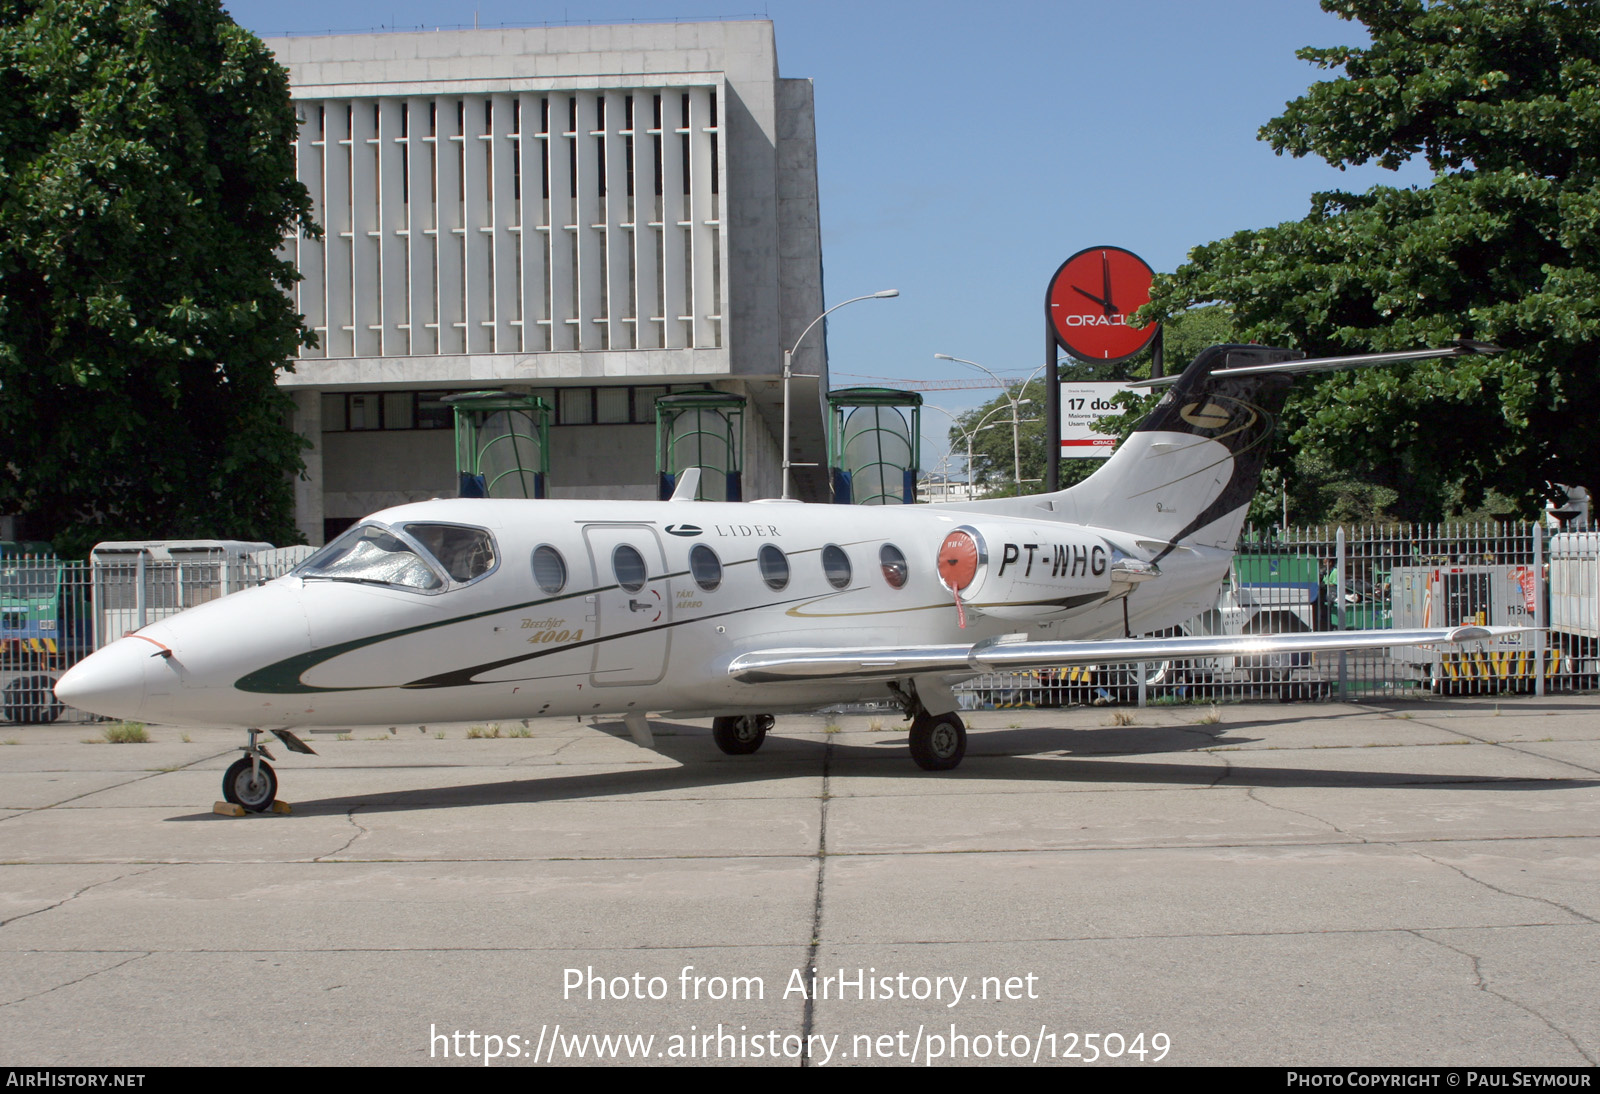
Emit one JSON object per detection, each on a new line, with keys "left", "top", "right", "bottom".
{"left": 266, "top": 21, "right": 827, "bottom": 543}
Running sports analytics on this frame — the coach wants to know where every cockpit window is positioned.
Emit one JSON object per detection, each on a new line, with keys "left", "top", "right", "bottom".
{"left": 295, "top": 524, "right": 445, "bottom": 591}
{"left": 403, "top": 523, "right": 497, "bottom": 583}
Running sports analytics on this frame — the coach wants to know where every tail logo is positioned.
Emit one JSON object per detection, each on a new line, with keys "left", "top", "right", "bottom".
{"left": 1180, "top": 401, "right": 1233, "bottom": 429}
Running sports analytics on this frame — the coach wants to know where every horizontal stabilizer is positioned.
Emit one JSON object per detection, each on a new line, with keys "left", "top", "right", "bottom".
{"left": 1129, "top": 341, "right": 1500, "bottom": 389}
{"left": 726, "top": 626, "right": 1533, "bottom": 684}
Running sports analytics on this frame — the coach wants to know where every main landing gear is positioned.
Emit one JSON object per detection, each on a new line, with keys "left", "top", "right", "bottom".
{"left": 908, "top": 710, "right": 966, "bottom": 771}
{"left": 222, "top": 727, "right": 316, "bottom": 813}
{"left": 712, "top": 713, "right": 774, "bottom": 755}
{"left": 889, "top": 681, "right": 968, "bottom": 772}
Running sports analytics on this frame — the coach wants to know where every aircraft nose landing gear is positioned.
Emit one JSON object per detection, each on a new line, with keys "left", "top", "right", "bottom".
{"left": 223, "top": 754, "right": 278, "bottom": 812}
{"left": 220, "top": 727, "right": 316, "bottom": 813}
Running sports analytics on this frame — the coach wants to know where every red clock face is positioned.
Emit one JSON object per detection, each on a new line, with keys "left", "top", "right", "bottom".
{"left": 1046, "top": 246, "right": 1158, "bottom": 363}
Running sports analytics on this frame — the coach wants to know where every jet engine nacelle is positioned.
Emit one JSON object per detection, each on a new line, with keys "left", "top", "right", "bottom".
{"left": 935, "top": 522, "right": 1116, "bottom": 620}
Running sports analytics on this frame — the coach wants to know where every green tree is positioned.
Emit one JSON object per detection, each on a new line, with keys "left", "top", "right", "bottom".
{"left": 1140, "top": 0, "right": 1600, "bottom": 522}
{"left": 0, "top": 0, "right": 317, "bottom": 556}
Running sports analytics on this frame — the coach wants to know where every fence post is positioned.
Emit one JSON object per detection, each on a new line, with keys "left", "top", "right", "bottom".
{"left": 1534, "top": 522, "right": 1545, "bottom": 698}
{"left": 1336, "top": 526, "right": 1348, "bottom": 701}
{"left": 1137, "top": 662, "right": 1147, "bottom": 708}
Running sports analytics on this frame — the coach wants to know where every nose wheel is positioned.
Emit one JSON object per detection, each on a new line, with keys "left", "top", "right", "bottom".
{"left": 222, "top": 756, "right": 278, "bottom": 812}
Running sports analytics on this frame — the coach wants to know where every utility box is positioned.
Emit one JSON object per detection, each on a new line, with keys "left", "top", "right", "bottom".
{"left": 90, "top": 541, "right": 274, "bottom": 644}
{"left": 1389, "top": 563, "right": 1542, "bottom": 691}
{"left": 1550, "top": 531, "right": 1600, "bottom": 678}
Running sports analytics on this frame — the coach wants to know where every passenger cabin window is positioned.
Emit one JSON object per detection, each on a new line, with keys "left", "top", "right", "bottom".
{"left": 879, "top": 544, "right": 908, "bottom": 589}
{"left": 295, "top": 524, "right": 444, "bottom": 591}
{"left": 532, "top": 545, "right": 567, "bottom": 594}
{"left": 403, "top": 524, "right": 497, "bottom": 583}
{"left": 689, "top": 544, "right": 722, "bottom": 591}
{"left": 758, "top": 544, "right": 789, "bottom": 591}
{"left": 822, "top": 544, "right": 852, "bottom": 590}
{"left": 613, "top": 544, "right": 648, "bottom": 593}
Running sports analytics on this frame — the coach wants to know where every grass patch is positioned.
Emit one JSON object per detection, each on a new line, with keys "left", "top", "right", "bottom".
{"left": 1108, "top": 710, "right": 1135, "bottom": 727}
{"left": 1196, "top": 706, "right": 1222, "bottom": 725}
{"left": 867, "top": 717, "right": 884, "bottom": 732}
{"left": 2, "top": 738, "right": 18, "bottom": 746}
{"left": 823, "top": 722, "right": 842, "bottom": 735}
{"left": 434, "top": 731, "right": 446, "bottom": 739}
{"left": 180, "top": 733, "right": 192, "bottom": 744}
{"left": 336, "top": 732, "right": 352, "bottom": 742}
{"left": 102, "top": 722, "right": 149, "bottom": 744}
{"left": 507, "top": 725, "right": 532, "bottom": 738}
{"left": 467, "top": 723, "right": 503, "bottom": 739}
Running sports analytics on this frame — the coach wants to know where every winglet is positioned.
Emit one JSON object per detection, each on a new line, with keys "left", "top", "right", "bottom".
{"left": 669, "top": 468, "right": 702, "bottom": 502}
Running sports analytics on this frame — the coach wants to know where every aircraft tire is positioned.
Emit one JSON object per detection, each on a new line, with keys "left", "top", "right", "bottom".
{"left": 222, "top": 757, "right": 278, "bottom": 813}
{"left": 712, "top": 714, "right": 770, "bottom": 755}
{"left": 909, "top": 712, "right": 966, "bottom": 772}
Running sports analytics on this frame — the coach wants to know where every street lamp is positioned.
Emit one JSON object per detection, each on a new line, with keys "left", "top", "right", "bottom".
{"left": 782, "top": 289, "right": 899, "bottom": 500}
{"left": 934, "top": 354, "right": 1047, "bottom": 496}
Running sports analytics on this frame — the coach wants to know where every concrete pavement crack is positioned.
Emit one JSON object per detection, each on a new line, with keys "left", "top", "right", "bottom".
{"left": 0, "top": 750, "right": 235, "bottom": 820}
{"left": 799, "top": 733, "right": 832, "bottom": 1069}
{"left": 1407, "top": 929, "right": 1597, "bottom": 1065}
{"left": 0, "top": 952, "right": 153, "bottom": 1010}
{"left": 0, "top": 865, "right": 162, "bottom": 929}
{"left": 1405, "top": 846, "right": 1598, "bottom": 925}
{"left": 315, "top": 805, "right": 370, "bottom": 860}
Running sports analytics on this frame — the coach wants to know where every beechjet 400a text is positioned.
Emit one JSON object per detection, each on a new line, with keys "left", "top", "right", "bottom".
{"left": 55, "top": 342, "right": 1522, "bottom": 811}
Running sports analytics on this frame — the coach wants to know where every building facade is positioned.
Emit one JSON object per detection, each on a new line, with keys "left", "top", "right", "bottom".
{"left": 267, "top": 21, "right": 827, "bottom": 543}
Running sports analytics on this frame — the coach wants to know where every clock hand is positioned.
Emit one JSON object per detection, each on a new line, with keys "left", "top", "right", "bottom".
{"left": 1073, "top": 285, "right": 1110, "bottom": 308}
{"left": 1101, "top": 252, "right": 1115, "bottom": 317}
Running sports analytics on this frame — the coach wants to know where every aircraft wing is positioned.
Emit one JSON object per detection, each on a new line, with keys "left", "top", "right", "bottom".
{"left": 726, "top": 626, "right": 1532, "bottom": 683}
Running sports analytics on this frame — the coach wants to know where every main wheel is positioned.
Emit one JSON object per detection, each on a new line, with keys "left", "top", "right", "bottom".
{"left": 222, "top": 757, "right": 278, "bottom": 813}
{"left": 909, "top": 712, "right": 966, "bottom": 772}
{"left": 712, "top": 714, "right": 771, "bottom": 755}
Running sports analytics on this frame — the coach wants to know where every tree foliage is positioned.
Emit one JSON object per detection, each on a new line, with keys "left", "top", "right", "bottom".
{"left": 0, "top": 0, "right": 317, "bottom": 555}
{"left": 1138, "top": 0, "right": 1600, "bottom": 522}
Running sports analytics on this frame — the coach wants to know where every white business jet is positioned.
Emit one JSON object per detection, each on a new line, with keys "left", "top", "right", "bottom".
{"left": 55, "top": 342, "right": 1518, "bottom": 811}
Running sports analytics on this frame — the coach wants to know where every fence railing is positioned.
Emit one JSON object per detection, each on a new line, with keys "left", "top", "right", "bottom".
{"left": 5, "top": 523, "right": 1596, "bottom": 725}
{"left": 2, "top": 553, "right": 308, "bottom": 725}
{"left": 957, "top": 522, "right": 1596, "bottom": 709}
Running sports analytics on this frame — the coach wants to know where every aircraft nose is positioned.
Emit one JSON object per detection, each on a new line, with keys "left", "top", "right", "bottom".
{"left": 53, "top": 638, "right": 156, "bottom": 720}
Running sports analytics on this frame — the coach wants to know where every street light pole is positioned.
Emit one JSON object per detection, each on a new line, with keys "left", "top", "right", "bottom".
{"left": 782, "top": 289, "right": 899, "bottom": 500}
{"left": 934, "top": 354, "right": 1047, "bottom": 495}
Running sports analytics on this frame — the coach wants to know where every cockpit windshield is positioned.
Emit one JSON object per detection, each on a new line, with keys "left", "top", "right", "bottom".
{"left": 295, "top": 521, "right": 498, "bottom": 592}
{"left": 295, "top": 524, "right": 444, "bottom": 590}
{"left": 402, "top": 523, "right": 497, "bottom": 583}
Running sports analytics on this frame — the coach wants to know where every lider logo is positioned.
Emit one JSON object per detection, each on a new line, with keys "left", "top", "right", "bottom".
{"left": 665, "top": 525, "right": 702, "bottom": 537}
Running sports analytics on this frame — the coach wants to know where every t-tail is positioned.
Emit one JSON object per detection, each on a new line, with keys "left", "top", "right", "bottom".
{"left": 948, "top": 341, "right": 1499, "bottom": 560}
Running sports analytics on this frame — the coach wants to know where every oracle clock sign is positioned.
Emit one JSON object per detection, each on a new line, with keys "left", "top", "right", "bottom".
{"left": 1046, "top": 246, "right": 1158, "bottom": 363}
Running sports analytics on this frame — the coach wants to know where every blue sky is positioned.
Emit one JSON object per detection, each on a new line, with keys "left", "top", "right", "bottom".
{"left": 224, "top": 0, "right": 1432, "bottom": 467}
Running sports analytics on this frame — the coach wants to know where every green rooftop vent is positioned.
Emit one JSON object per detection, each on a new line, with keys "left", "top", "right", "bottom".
{"left": 443, "top": 391, "right": 551, "bottom": 499}
{"left": 827, "top": 387, "right": 922, "bottom": 505}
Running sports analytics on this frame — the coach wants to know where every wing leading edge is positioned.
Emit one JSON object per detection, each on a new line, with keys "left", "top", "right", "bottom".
{"left": 726, "top": 627, "right": 1532, "bottom": 684}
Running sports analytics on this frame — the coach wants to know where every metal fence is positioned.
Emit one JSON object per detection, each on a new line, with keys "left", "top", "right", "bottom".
{"left": 6, "top": 524, "right": 1596, "bottom": 725}
{"left": 2, "top": 549, "right": 310, "bottom": 725}
{"left": 958, "top": 522, "right": 1597, "bottom": 709}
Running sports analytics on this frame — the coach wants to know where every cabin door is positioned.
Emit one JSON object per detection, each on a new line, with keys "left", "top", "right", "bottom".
{"left": 581, "top": 524, "right": 673, "bottom": 687}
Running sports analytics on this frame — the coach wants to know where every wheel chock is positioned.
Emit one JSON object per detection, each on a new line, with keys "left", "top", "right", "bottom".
{"left": 211, "top": 800, "right": 292, "bottom": 817}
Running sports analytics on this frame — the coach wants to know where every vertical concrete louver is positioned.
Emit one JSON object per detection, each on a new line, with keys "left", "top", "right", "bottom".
{"left": 291, "top": 86, "right": 726, "bottom": 360}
